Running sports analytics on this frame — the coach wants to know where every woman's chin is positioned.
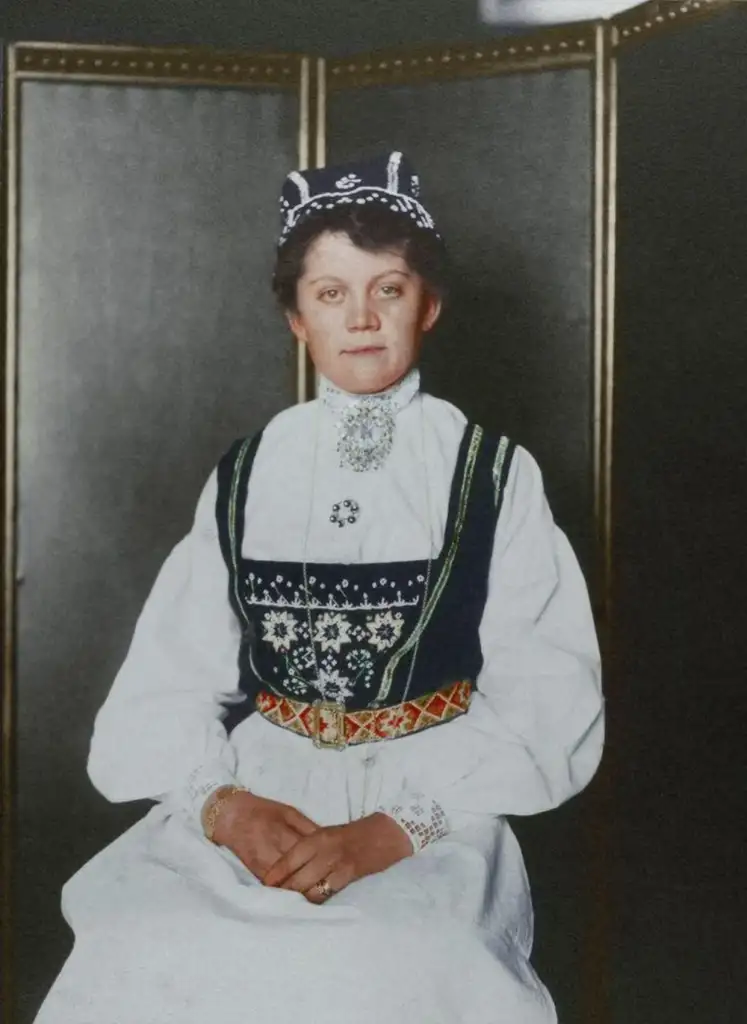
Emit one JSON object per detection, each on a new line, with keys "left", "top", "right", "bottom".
{"left": 325, "top": 361, "right": 406, "bottom": 396}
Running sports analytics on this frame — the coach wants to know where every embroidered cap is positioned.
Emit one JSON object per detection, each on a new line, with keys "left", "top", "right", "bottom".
{"left": 278, "top": 151, "right": 437, "bottom": 246}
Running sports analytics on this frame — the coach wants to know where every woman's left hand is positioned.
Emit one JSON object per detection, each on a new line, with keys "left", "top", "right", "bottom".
{"left": 262, "top": 812, "right": 413, "bottom": 903}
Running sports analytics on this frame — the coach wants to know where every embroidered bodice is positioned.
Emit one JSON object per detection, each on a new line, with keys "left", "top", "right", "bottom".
{"left": 216, "top": 422, "right": 515, "bottom": 732}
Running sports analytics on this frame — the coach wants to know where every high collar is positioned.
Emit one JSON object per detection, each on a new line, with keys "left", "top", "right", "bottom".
{"left": 318, "top": 368, "right": 421, "bottom": 415}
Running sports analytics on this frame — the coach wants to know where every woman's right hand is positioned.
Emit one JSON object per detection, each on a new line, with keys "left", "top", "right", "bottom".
{"left": 205, "top": 788, "right": 319, "bottom": 881}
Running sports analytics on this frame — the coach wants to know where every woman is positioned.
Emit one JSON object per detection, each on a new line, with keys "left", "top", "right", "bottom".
{"left": 35, "top": 152, "right": 603, "bottom": 1024}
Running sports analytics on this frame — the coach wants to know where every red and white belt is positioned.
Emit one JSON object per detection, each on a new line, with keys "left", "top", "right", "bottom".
{"left": 255, "top": 680, "right": 473, "bottom": 750}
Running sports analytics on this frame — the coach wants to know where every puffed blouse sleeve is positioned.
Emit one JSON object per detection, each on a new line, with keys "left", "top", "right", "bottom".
{"left": 87, "top": 469, "right": 243, "bottom": 824}
{"left": 380, "top": 445, "right": 604, "bottom": 836}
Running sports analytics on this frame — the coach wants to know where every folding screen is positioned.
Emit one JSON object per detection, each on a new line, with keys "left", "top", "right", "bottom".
{"left": 610, "top": 3, "right": 746, "bottom": 1022}
{"left": 323, "top": 27, "right": 614, "bottom": 1018}
{"left": 1, "top": 43, "right": 309, "bottom": 1020}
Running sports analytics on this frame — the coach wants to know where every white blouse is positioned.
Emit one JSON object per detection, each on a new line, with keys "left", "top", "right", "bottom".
{"left": 87, "top": 371, "right": 604, "bottom": 841}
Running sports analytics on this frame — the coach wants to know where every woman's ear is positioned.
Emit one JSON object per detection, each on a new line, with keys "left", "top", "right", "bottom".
{"left": 286, "top": 310, "right": 307, "bottom": 344}
{"left": 421, "top": 292, "right": 443, "bottom": 333}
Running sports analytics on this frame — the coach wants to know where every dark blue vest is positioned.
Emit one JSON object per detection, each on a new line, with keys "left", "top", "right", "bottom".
{"left": 215, "top": 422, "right": 515, "bottom": 734}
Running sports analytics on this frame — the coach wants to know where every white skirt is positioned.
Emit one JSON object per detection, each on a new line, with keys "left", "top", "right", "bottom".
{"left": 35, "top": 714, "right": 556, "bottom": 1024}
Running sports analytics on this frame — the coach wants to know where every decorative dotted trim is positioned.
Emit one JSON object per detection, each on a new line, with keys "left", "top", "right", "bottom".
{"left": 327, "top": 27, "right": 595, "bottom": 89}
{"left": 280, "top": 187, "right": 436, "bottom": 244}
{"left": 13, "top": 5, "right": 728, "bottom": 85}
{"left": 13, "top": 44, "right": 301, "bottom": 87}
{"left": 614, "top": 0, "right": 730, "bottom": 47}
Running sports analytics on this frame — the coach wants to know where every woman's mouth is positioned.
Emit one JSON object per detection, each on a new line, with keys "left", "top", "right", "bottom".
{"left": 343, "top": 345, "right": 385, "bottom": 355}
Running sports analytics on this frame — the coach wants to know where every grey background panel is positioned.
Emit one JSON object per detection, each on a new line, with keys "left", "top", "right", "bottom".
{"left": 15, "top": 80, "right": 298, "bottom": 1021}
{"left": 612, "top": 10, "right": 747, "bottom": 1024}
{"left": 328, "top": 67, "right": 595, "bottom": 1022}
{"left": 328, "top": 69, "right": 595, "bottom": 582}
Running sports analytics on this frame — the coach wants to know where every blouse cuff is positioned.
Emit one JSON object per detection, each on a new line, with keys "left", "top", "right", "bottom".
{"left": 173, "top": 761, "right": 241, "bottom": 827}
{"left": 377, "top": 793, "right": 450, "bottom": 853}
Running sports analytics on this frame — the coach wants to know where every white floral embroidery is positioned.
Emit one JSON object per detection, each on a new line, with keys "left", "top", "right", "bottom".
{"left": 261, "top": 610, "right": 298, "bottom": 652}
{"left": 315, "top": 669, "right": 355, "bottom": 701}
{"left": 366, "top": 611, "right": 404, "bottom": 652}
{"left": 248, "top": 564, "right": 429, "bottom": 701}
{"left": 313, "top": 612, "right": 352, "bottom": 653}
{"left": 283, "top": 674, "right": 310, "bottom": 697}
{"left": 346, "top": 647, "right": 375, "bottom": 680}
{"left": 336, "top": 174, "right": 361, "bottom": 190}
{"left": 290, "top": 644, "right": 315, "bottom": 671}
{"left": 244, "top": 571, "right": 421, "bottom": 612}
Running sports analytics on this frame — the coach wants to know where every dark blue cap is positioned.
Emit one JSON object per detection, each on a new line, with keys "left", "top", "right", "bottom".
{"left": 278, "top": 151, "right": 437, "bottom": 246}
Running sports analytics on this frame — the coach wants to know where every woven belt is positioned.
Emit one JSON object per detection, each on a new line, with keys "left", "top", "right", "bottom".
{"left": 255, "top": 680, "right": 473, "bottom": 750}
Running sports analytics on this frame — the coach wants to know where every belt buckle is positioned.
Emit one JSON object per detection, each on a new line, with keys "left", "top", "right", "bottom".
{"left": 312, "top": 700, "right": 347, "bottom": 750}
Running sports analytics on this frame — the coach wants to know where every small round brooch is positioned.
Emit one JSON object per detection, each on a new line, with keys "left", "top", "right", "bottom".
{"left": 330, "top": 499, "right": 360, "bottom": 528}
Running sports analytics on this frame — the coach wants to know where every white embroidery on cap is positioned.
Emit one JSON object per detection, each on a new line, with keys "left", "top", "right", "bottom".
{"left": 288, "top": 171, "right": 310, "bottom": 203}
{"left": 387, "top": 151, "right": 403, "bottom": 193}
{"left": 336, "top": 174, "right": 361, "bottom": 190}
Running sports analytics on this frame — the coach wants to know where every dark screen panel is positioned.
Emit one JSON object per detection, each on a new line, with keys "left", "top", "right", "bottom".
{"left": 328, "top": 69, "right": 594, "bottom": 578}
{"left": 612, "top": 10, "right": 747, "bottom": 1024}
{"left": 329, "top": 66, "right": 596, "bottom": 1022}
{"left": 14, "top": 80, "right": 298, "bottom": 1021}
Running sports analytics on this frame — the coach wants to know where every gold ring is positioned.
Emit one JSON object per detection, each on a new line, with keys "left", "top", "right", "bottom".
{"left": 314, "top": 878, "right": 333, "bottom": 899}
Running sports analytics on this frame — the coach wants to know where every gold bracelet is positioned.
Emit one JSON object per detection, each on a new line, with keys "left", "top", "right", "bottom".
{"left": 202, "top": 785, "right": 246, "bottom": 843}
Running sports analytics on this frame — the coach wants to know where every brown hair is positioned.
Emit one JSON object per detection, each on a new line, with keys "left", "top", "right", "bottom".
{"left": 272, "top": 205, "right": 450, "bottom": 312}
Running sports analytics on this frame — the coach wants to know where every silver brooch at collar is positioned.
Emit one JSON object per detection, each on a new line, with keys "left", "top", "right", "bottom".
{"left": 335, "top": 398, "right": 395, "bottom": 472}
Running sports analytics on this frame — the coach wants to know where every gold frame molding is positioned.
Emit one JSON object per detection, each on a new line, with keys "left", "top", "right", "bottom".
{"left": 586, "top": 25, "right": 618, "bottom": 1023}
{"left": 613, "top": 0, "right": 736, "bottom": 48}
{"left": 295, "top": 56, "right": 328, "bottom": 400}
{"left": 1, "top": 43, "right": 20, "bottom": 1024}
{"left": 327, "top": 22, "right": 596, "bottom": 90}
{"left": 0, "top": 41, "right": 311, "bottom": 1022}
{"left": 593, "top": 24, "right": 618, "bottom": 632}
{"left": 12, "top": 41, "right": 304, "bottom": 87}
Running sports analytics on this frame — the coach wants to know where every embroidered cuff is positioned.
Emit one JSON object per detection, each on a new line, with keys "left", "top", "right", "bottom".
{"left": 379, "top": 795, "right": 450, "bottom": 853}
{"left": 176, "top": 762, "right": 241, "bottom": 827}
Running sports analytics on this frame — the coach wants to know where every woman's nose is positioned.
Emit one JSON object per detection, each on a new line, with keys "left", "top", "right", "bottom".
{"left": 346, "top": 295, "right": 380, "bottom": 332}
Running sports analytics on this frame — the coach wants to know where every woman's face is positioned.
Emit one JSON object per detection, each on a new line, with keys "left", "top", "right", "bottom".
{"left": 286, "top": 231, "right": 441, "bottom": 395}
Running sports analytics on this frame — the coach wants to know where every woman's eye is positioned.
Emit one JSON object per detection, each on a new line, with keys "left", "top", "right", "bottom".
{"left": 319, "top": 288, "right": 341, "bottom": 301}
{"left": 379, "top": 284, "right": 403, "bottom": 298}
